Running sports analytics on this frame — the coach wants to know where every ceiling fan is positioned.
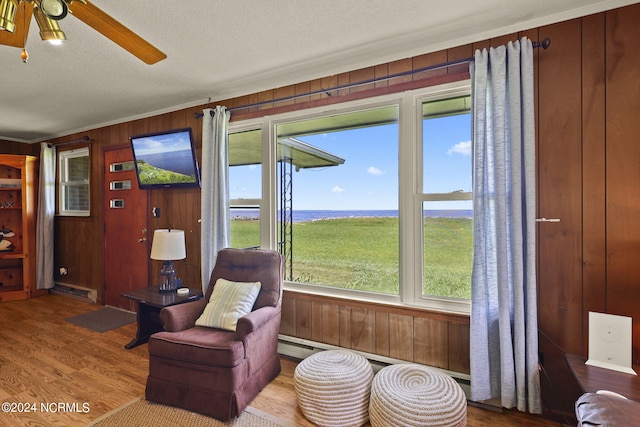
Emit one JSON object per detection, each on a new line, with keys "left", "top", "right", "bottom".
{"left": 0, "top": 0, "right": 166, "bottom": 64}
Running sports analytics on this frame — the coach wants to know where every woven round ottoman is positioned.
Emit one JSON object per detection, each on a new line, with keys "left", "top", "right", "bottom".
{"left": 369, "top": 364, "right": 467, "bottom": 427}
{"left": 294, "top": 350, "right": 374, "bottom": 427}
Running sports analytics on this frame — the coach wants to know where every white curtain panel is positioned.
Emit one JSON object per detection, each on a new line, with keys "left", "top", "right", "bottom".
{"left": 35, "top": 142, "right": 56, "bottom": 290}
{"left": 469, "top": 37, "right": 541, "bottom": 413}
{"left": 200, "top": 106, "right": 231, "bottom": 292}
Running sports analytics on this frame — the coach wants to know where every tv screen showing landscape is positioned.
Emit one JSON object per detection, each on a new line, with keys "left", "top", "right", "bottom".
{"left": 129, "top": 128, "right": 201, "bottom": 189}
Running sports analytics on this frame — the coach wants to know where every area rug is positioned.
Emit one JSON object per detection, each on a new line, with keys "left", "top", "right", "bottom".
{"left": 65, "top": 307, "right": 136, "bottom": 333}
{"left": 86, "top": 396, "right": 298, "bottom": 427}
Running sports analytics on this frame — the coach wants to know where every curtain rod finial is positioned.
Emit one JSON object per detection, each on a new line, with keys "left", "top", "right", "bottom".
{"left": 194, "top": 109, "right": 216, "bottom": 119}
{"left": 534, "top": 37, "right": 551, "bottom": 50}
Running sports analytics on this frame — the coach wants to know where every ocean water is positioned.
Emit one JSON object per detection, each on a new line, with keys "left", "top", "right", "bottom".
{"left": 231, "top": 209, "right": 472, "bottom": 222}
{"left": 136, "top": 149, "right": 197, "bottom": 176}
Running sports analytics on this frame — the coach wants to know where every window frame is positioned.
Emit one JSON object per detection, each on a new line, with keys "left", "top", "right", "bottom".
{"left": 412, "top": 83, "right": 472, "bottom": 314}
{"left": 228, "top": 80, "right": 472, "bottom": 314}
{"left": 58, "top": 146, "right": 90, "bottom": 217}
{"left": 228, "top": 122, "right": 265, "bottom": 250}
{"left": 273, "top": 99, "right": 402, "bottom": 304}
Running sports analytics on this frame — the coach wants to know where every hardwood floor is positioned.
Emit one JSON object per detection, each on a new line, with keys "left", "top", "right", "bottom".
{"left": 0, "top": 294, "right": 561, "bottom": 426}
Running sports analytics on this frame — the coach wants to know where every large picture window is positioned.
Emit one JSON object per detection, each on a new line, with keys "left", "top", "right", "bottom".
{"left": 58, "top": 147, "right": 90, "bottom": 217}
{"left": 228, "top": 80, "right": 472, "bottom": 313}
{"left": 275, "top": 106, "right": 399, "bottom": 295}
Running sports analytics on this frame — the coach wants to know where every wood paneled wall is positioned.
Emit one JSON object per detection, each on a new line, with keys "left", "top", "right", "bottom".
{"left": 604, "top": 6, "right": 640, "bottom": 357}
{"left": 535, "top": 4, "right": 640, "bottom": 418}
{"left": 280, "top": 290, "right": 471, "bottom": 373}
{"left": 51, "top": 109, "right": 206, "bottom": 300}
{"left": 4, "top": 3, "right": 640, "bottom": 418}
{"left": 0, "top": 140, "right": 39, "bottom": 156}
{"left": 536, "top": 17, "right": 586, "bottom": 416}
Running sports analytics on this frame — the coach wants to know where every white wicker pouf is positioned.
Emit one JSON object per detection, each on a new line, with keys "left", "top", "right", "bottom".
{"left": 294, "top": 350, "right": 374, "bottom": 427}
{"left": 369, "top": 364, "right": 467, "bottom": 427}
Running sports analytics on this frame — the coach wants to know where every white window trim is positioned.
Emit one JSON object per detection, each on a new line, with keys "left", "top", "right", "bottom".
{"left": 229, "top": 121, "right": 264, "bottom": 211}
{"left": 228, "top": 80, "right": 473, "bottom": 314}
{"left": 58, "top": 146, "right": 90, "bottom": 217}
{"left": 412, "top": 82, "right": 472, "bottom": 314}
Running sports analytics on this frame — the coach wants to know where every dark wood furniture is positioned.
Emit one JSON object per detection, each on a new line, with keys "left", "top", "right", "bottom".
{"left": 121, "top": 286, "right": 202, "bottom": 349}
{"left": 566, "top": 354, "right": 640, "bottom": 401}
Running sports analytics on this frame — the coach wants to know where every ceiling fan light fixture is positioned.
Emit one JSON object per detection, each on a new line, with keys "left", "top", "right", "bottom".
{"left": 38, "top": 0, "right": 67, "bottom": 20}
{"left": 0, "top": 0, "right": 18, "bottom": 33}
{"left": 34, "top": 6, "right": 66, "bottom": 43}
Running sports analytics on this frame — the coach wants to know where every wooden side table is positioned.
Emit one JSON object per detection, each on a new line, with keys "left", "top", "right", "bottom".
{"left": 121, "top": 286, "right": 202, "bottom": 349}
{"left": 566, "top": 354, "right": 640, "bottom": 401}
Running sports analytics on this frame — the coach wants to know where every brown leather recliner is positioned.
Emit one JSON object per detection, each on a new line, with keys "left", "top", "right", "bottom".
{"left": 145, "top": 248, "right": 284, "bottom": 421}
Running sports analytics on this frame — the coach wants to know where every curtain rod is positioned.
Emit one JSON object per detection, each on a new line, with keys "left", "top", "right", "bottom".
{"left": 195, "top": 37, "right": 550, "bottom": 119}
{"left": 47, "top": 135, "right": 92, "bottom": 148}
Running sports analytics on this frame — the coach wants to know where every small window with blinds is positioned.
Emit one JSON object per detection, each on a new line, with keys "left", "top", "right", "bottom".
{"left": 58, "top": 147, "right": 90, "bottom": 216}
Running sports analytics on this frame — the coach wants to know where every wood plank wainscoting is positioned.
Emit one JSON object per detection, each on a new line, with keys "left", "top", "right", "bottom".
{"left": 279, "top": 290, "right": 470, "bottom": 376}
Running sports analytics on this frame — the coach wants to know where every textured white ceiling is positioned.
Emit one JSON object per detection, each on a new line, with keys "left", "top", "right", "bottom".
{"left": 0, "top": 0, "right": 637, "bottom": 143}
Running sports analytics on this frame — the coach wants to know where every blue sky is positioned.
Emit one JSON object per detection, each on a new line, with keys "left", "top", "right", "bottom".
{"left": 293, "top": 125, "right": 399, "bottom": 210}
{"left": 423, "top": 114, "right": 472, "bottom": 194}
{"left": 131, "top": 130, "right": 192, "bottom": 156}
{"left": 230, "top": 113, "right": 471, "bottom": 210}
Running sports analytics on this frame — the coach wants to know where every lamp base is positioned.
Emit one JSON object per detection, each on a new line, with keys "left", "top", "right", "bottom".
{"left": 158, "top": 277, "right": 183, "bottom": 293}
{"left": 158, "top": 261, "right": 178, "bottom": 293}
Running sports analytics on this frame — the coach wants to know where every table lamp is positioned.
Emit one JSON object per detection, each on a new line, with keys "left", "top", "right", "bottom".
{"left": 150, "top": 229, "right": 186, "bottom": 292}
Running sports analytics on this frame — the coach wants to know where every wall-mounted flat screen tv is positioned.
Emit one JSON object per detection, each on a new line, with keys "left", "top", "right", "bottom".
{"left": 129, "top": 127, "right": 201, "bottom": 189}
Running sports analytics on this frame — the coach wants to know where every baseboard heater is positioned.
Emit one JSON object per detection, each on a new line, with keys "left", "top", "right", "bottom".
{"left": 50, "top": 282, "right": 97, "bottom": 304}
{"left": 277, "top": 334, "right": 471, "bottom": 399}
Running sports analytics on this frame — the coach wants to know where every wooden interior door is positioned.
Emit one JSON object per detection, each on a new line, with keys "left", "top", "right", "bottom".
{"left": 104, "top": 147, "right": 149, "bottom": 310}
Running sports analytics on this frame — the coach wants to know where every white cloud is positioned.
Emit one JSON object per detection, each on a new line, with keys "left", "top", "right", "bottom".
{"left": 367, "top": 166, "right": 384, "bottom": 176}
{"left": 331, "top": 185, "right": 344, "bottom": 193}
{"left": 447, "top": 141, "right": 472, "bottom": 156}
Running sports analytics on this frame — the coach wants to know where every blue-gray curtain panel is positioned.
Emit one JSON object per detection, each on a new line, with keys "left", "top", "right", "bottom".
{"left": 200, "top": 106, "right": 231, "bottom": 292}
{"left": 469, "top": 37, "right": 541, "bottom": 413}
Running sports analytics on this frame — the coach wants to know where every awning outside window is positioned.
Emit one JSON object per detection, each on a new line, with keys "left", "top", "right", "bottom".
{"left": 229, "top": 105, "right": 402, "bottom": 169}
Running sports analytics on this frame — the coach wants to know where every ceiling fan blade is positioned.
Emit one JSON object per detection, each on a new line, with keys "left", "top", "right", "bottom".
{"left": 67, "top": 1, "right": 166, "bottom": 64}
{"left": 0, "top": 2, "right": 33, "bottom": 49}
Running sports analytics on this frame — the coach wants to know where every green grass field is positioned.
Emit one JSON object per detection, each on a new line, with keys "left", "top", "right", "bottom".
{"left": 230, "top": 216, "right": 472, "bottom": 299}
{"left": 135, "top": 160, "right": 197, "bottom": 185}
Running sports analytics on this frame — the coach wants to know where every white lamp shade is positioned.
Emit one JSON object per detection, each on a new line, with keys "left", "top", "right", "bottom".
{"left": 150, "top": 229, "right": 186, "bottom": 261}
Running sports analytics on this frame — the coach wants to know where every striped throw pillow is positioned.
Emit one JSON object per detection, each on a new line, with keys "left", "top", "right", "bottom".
{"left": 195, "top": 278, "right": 261, "bottom": 331}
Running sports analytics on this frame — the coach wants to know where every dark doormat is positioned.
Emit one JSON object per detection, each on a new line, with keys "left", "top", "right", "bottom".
{"left": 65, "top": 307, "right": 136, "bottom": 333}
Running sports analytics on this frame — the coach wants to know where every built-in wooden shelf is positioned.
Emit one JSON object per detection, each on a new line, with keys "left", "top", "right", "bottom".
{"left": 0, "top": 155, "right": 38, "bottom": 302}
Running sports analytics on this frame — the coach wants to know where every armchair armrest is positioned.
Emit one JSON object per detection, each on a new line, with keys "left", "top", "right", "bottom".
{"left": 235, "top": 305, "right": 280, "bottom": 338}
{"left": 576, "top": 393, "right": 640, "bottom": 426}
{"left": 236, "top": 305, "right": 282, "bottom": 363}
{"left": 160, "top": 299, "right": 207, "bottom": 332}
